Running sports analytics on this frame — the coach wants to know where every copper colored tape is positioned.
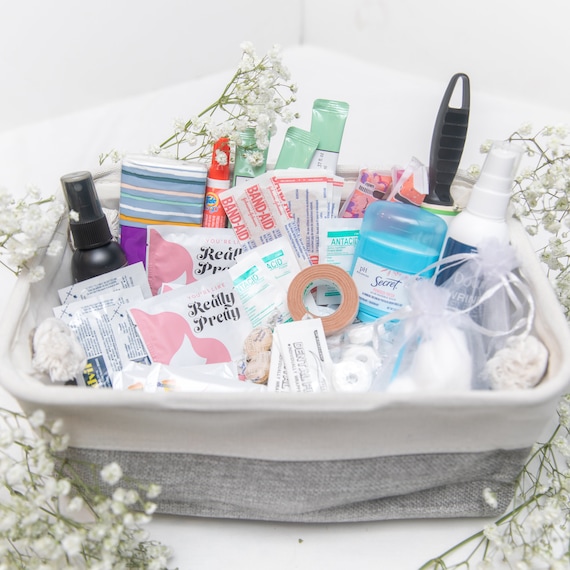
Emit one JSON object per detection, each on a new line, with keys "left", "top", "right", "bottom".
{"left": 287, "top": 264, "right": 359, "bottom": 336}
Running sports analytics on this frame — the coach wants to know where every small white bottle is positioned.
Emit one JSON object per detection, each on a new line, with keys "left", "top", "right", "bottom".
{"left": 435, "top": 141, "right": 523, "bottom": 285}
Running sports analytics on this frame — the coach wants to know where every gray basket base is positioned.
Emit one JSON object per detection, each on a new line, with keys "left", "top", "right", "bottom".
{"left": 64, "top": 446, "right": 530, "bottom": 523}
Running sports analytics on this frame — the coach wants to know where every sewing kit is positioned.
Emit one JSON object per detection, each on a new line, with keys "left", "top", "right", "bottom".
{"left": 1, "top": 80, "right": 570, "bottom": 523}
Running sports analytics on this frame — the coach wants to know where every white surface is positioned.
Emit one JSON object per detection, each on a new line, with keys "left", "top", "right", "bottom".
{"left": 0, "top": 44, "right": 567, "bottom": 569}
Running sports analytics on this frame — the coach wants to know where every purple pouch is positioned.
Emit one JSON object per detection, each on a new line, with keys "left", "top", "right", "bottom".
{"left": 120, "top": 226, "right": 148, "bottom": 267}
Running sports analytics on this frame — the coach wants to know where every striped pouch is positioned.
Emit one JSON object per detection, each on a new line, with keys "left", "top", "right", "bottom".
{"left": 119, "top": 155, "right": 208, "bottom": 267}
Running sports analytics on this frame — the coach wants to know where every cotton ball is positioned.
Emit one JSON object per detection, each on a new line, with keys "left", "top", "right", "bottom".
{"left": 409, "top": 324, "right": 472, "bottom": 391}
{"left": 31, "top": 318, "right": 87, "bottom": 382}
{"left": 486, "top": 334, "right": 548, "bottom": 390}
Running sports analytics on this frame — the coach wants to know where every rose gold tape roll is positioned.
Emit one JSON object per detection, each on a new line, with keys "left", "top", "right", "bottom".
{"left": 287, "top": 264, "right": 359, "bottom": 336}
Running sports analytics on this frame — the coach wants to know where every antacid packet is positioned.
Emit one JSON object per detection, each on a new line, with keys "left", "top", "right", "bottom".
{"left": 128, "top": 271, "right": 252, "bottom": 368}
{"left": 316, "top": 217, "right": 362, "bottom": 305}
{"left": 146, "top": 225, "right": 242, "bottom": 295}
{"left": 57, "top": 262, "right": 151, "bottom": 304}
{"left": 229, "top": 249, "right": 292, "bottom": 329}
{"left": 53, "top": 287, "right": 151, "bottom": 388}
{"left": 218, "top": 172, "right": 311, "bottom": 268}
{"left": 247, "top": 237, "right": 301, "bottom": 288}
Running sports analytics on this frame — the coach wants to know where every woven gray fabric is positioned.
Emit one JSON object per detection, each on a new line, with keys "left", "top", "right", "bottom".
{"left": 64, "top": 446, "right": 530, "bottom": 523}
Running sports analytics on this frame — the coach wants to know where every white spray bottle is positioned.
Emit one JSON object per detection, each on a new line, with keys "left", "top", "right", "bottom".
{"left": 435, "top": 141, "right": 523, "bottom": 285}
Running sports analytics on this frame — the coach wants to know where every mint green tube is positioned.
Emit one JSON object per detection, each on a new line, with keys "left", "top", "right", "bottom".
{"left": 275, "top": 126, "right": 320, "bottom": 169}
{"left": 309, "top": 99, "right": 349, "bottom": 173}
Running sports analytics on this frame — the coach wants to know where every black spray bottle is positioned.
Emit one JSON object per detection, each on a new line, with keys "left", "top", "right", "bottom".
{"left": 61, "top": 171, "right": 128, "bottom": 282}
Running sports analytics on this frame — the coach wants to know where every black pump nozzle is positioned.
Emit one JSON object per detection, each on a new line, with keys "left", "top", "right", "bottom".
{"left": 61, "top": 171, "right": 113, "bottom": 250}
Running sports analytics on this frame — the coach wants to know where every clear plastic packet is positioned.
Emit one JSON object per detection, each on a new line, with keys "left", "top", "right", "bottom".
{"left": 228, "top": 249, "right": 292, "bottom": 328}
{"left": 375, "top": 280, "right": 487, "bottom": 392}
{"left": 146, "top": 225, "right": 242, "bottom": 295}
{"left": 385, "top": 156, "right": 429, "bottom": 205}
{"left": 113, "top": 361, "right": 266, "bottom": 392}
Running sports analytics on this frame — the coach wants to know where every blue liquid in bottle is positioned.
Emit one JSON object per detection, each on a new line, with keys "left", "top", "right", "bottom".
{"left": 350, "top": 201, "right": 448, "bottom": 321}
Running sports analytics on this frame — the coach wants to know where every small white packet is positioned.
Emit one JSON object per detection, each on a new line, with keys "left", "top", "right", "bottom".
{"left": 267, "top": 335, "right": 290, "bottom": 392}
{"left": 146, "top": 225, "right": 242, "bottom": 295}
{"left": 54, "top": 287, "right": 150, "bottom": 388}
{"left": 128, "top": 272, "right": 252, "bottom": 367}
{"left": 246, "top": 236, "right": 301, "bottom": 289}
{"left": 57, "top": 262, "right": 151, "bottom": 304}
{"left": 274, "top": 319, "right": 332, "bottom": 392}
{"left": 229, "top": 249, "right": 292, "bottom": 328}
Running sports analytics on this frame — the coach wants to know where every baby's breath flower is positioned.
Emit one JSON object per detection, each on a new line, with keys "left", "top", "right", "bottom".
{"left": 101, "top": 462, "right": 123, "bottom": 486}
{"left": 0, "top": 407, "right": 172, "bottom": 568}
{"left": 157, "top": 42, "right": 298, "bottom": 163}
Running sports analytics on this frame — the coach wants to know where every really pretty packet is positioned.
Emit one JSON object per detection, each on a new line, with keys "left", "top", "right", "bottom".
{"left": 128, "top": 272, "right": 252, "bottom": 367}
{"left": 146, "top": 225, "right": 242, "bottom": 295}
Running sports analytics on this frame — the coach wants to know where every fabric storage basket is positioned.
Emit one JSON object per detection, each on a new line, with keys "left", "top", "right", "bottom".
{"left": 1, "top": 168, "right": 569, "bottom": 524}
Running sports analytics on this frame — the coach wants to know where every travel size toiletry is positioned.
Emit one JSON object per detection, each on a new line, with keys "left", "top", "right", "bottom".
{"left": 202, "top": 137, "right": 231, "bottom": 228}
{"left": 61, "top": 171, "right": 128, "bottom": 282}
{"left": 308, "top": 99, "right": 349, "bottom": 173}
{"left": 350, "top": 201, "right": 447, "bottom": 321}
{"left": 275, "top": 126, "right": 319, "bottom": 169}
{"left": 435, "top": 141, "right": 523, "bottom": 284}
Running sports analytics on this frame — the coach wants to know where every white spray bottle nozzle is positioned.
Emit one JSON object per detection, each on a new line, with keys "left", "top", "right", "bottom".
{"left": 467, "top": 141, "right": 524, "bottom": 219}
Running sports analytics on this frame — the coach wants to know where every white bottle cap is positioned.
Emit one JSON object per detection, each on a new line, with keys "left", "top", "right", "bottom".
{"left": 467, "top": 141, "right": 523, "bottom": 219}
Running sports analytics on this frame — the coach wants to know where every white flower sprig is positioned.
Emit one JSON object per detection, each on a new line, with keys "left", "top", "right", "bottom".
{"left": 155, "top": 41, "right": 299, "bottom": 163}
{"left": 0, "top": 186, "right": 65, "bottom": 283}
{"left": 0, "top": 407, "right": 173, "bottom": 569}
{"left": 500, "top": 124, "right": 570, "bottom": 317}
{"left": 420, "top": 396, "right": 570, "bottom": 569}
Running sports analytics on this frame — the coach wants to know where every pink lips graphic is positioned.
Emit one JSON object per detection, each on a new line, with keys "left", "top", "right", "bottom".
{"left": 130, "top": 308, "right": 231, "bottom": 365}
{"left": 148, "top": 229, "right": 197, "bottom": 295}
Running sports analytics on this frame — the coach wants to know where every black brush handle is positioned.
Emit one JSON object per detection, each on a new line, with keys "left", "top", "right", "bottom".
{"left": 425, "top": 73, "right": 470, "bottom": 207}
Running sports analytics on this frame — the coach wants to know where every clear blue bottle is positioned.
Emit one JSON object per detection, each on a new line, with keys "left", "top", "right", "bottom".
{"left": 350, "top": 201, "right": 448, "bottom": 321}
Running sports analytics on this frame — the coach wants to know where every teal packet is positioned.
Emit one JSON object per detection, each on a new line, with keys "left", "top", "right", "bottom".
{"left": 232, "top": 128, "right": 270, "bottom": 186}
{"left": 308, "top": 99, "right": 349, "bottom": 173}
{"left": 275, "top": 126, "right": 319, "bottom": 169}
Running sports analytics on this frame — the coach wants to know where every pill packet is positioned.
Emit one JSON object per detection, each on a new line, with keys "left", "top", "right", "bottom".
{"left": 53, "top": 287, "right": 151, "bottom": 388}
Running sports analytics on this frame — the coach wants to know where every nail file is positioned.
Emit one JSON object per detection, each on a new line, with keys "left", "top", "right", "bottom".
{"left": 424, "top": 73, "right": 470, "bottom": 208}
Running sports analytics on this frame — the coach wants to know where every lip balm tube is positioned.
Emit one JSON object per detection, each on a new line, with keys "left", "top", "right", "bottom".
{"left": 309, "top": 99, "right": 349, "bottom": 173}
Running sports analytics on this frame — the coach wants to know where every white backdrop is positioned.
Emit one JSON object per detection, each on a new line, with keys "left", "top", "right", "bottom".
{"left": 2, "top": 0, "right": 569, "bottom": 132}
